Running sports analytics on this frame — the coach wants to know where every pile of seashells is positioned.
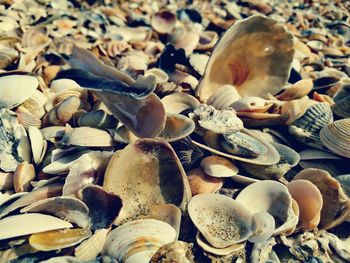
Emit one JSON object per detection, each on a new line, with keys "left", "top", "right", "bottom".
{"left": 0, "top": 0, "right": 350, "bottom": 262}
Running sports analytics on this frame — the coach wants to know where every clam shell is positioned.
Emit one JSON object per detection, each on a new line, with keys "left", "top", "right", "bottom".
{"left": 189, "top": 53, "right": 210, "bottom": 76}
{"left": 230, "top": 97, "right": 273, "bottom": 113}
{"left": 0, "top": 73, "right": 38, "bottom": 109}
{"left": 50, "top": 79, "right": 81, "bottom": 93}
{"left": 287, "top": 180, "right": 323, "bottom": 231}
{"left": 200, "top": 156, "right": 239, "bottom": 177}
{"left": 77, "top": 110, "right": 118, "bottom": 130}
{"left": 188, "top": 193, "right": 254, "bottom": 248}
{"left": 276, "top": 79, "right": 313, "bottom": 101}
{"left": 293, "top": 168, "right": 350, "bottom": 230}
{"left": 169, "top": 28, "right": 200, "bottom": 56}
{"left": 29, "top": 228, "right": 91, "bottom": 251}
{"left": 236, "top": 180, "right": 299, "bottom": 235}
{"left": 197, "top": 15, "right": 294, "bottom": 102}
{"left": 192, "top": 128, "right": 280, "bottom": 165}
{"left": 102, "top": 219, "right": 177, "bottom": 263}
{"left": 0, "top": 171, "right": 13, "bottom": 191}
{"left": 320, "top": 118, "right": 350, "bottom": 158}
{"left": 151, "top": 10, "right": 176, "bottom": 34}
{"left": 0, "top": 213, "right": 72, "bottom": 241}
{"left": 144, "top": 68, "right": 169, "bottom": 83}
{"left": 20, "top": 196, "right": 90, "bottom": 228}
{"left": 103, "top": 139, "right": 191, "bottom": 224}
{"left": 74, "top": 228, "right": 109, "bottom": 260}
{"left": 161, "top": 92, "right": 200, "bottom": 114}
{"left": 248, "top": 212, "right": 275, "bottom": 243}
{"left": 150, "top": 241, "right": 194, "bottom": 263}
{"left": 207, "top": 85, "right": 241, "bottom": 110}
{"left": 60, "top": 127, "right": 114, "bottom": 147}
{"left": 188, "top": 168, "right": 224, "bottom": 196}
{"left": 13, "top": 162, "right": 35, "bottom": 193}
{"left": 28, "top": 126, "right": 46, "bottom": 165}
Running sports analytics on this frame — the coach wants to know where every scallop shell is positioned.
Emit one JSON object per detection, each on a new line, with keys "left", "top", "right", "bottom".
{"left": 151, "top": 10, "right": 177, "bottom": 34}
{"left": 200, "top": 156, "right": 239, "bottom": 178}
{"left": 188, "top": 193, "right": 255, "bottom": 248}
{"left": 236, "top": 180, "right": 299, "bottom": 235}
{"left": 319, "top": 118, "right": 350, "bottom": 158}
{"left": 188, "top": 168, "right": 224, "bottom": 196}
{"left": 293, "top": 168, "right": 350, "bottom": 230}
{"left": 197, "top": 15, "right": 294, "bottom": 102}
{"left": 0, "top": 213, "right": 72, "bottom": 241}
{"left": 103, "top": 139, "right": 191, "bottom": 224}
{"left": 102, "top": 219, "right": 177, "bottom": 263}
{"left": 287, "top": 180, "right": 323, "bottom": 231}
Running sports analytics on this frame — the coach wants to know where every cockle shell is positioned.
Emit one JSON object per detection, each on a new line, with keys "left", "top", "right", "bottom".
{"left": 197, "top": 15, "right": 294, "bottom": 102}
{"left": 200, "top": 156, "right": 239, "bottom": 177}
{"left": 15, "top": 108, "right": 42, "bottom": 129}
{"left": 188, "top": 193, "right": 255, "bottom": 248}
{"left": 280, "top": 96, "right": 317, "bottom": 125}
{"left": 0, "top": 213, "right": 72, "bottom": 241}
{"left": 102, "top": 219, "right": 177, "bottom": 263}
{"left": 236, "top": 180, "right": 299, "bottom": 235}
{"left": 287, "top": 180, "right": 323, "bottom": 231}
{"left": 103, "top": 139, "right": 191, "bottom": 224}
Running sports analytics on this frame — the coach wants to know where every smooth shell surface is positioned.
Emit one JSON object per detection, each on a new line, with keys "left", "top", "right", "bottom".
{"left": 200, "top": 156, "right": 239, "bottom": 177}
{"left": 188, "top": 168, "right": 224, "bottom": 196}
{"left": 197, "top": 15, "right": 294, "bottom": 101}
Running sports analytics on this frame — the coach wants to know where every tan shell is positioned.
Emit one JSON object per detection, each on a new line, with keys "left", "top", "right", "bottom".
{"left": 150, "top": 241, "right": 195, "bottom": 263}
{"left": 287, "top": 180, "right": 323, "bottom": 231}
{"left": 161, "top": 92, "right": 200, "bottom": 114}
{"left": 207, "top": 85, "right": 241, "bottom": 110}
{"left": 320, "top": 119, "right": 350, "bottom": 158}
{"left": 197, "top": 15, "right": 294, "bottom": 102}
{"left": 196, "top": 31, "right": 219, "bottom": 51}
{"left": 13, "top": 162, "right": 35, "bottom": 193}
{"left": 276, "top": 79, "right": 313, "bottom": 101}
{"left": 169, "top": 27, "right": 200, "bottom": 56}
{"left": 293, "top": 168, "right": 350, "bottom": 230}
{"left": 230, "top": 97, "right": 273, "bottom": 113}
{"left": 75, "top": 228, "right": 109, "bottom": 261}
{"left": 0, "top": 171, "right": 13, "bottom": 191}
{"left": 145, "top": 68, "right": 169, "bottom": 83}
{"left": 103, "top": 139, "right": 191, "bottom": 224}
{"left": 59, "top": 127, "right": 114, "bottom": 147}
{"left": 200, "top": 156, "right": 239, "bottom": 177}
{"left": 280, "top": 96, "right": 317, "bottom": 124}
{"left": 188, "top": 168, "right": 224, "bottom": 196}
{"left": 151, "top": 10, "right": 177, "bottom": 34}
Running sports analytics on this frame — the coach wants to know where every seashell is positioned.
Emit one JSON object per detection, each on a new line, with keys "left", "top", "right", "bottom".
{"left": 299, "top": 148, "right": 341, "bottom": 161}
{"left": 189, "top": 53, "right": 210, "bottom": 76}
{"left": 40, "top": 126, "right": 66, "bottom": 141}
{"left": 79, "top": 185, "right": 122, "bottom": 230}
{"left": 238, "top": 112, "right": 289, "bottom": 128}
{"left": 196, "top": 31, "right": 218, "bottom": 51}
{"left": 188, "top": 193, "right": 255, "bottom": 248}
{"left": 111, "top": 26, "right": 152, "bottom": 42}
{"left": 173, "top": 137, "right": 204, "bottom": 170}
{"left": 313, "top": 76, "right": 341, "bottom": 93}
{"left": 240, "top": 142, "right": 300, "bottom": 180}
{"left": 0, "top": 182, "right": 63, "bottom": 219}
{"left": 56, "top": 96, "right": 87, "bottom": 124}
{"left": 13, "top": 162, "right": 35, "bottom": 193}
{"left": 151, "top": 10, "right": 177, "bottom": 34}
{"left": 230, "top": 174, "right": 260, "bottom": 186}
{"left": 197, "top": 15, "right": 294, "bottom": 102}
{"left": 60, "top": 127, "right": 114, "bottom": 147}
{"left": 221, "top": 132, "right": 268, "bottom": 158}
{"left": 45, "top": 88, "right": 87, "bottom": 112}
{"left": 207, "top": 85, "right": 242, "bottom": 110}
{"left": 236, "top": 180, "right": 299, "bottom": 235}
{"left": 103, "top": 139, "right": 191, "bottom": 224}
{"left": 288, "top": 102, "right": 333, "bottom": 147}
{"left": 0, "top": 73, "right": 38, "bottom": 109}
{"left": 15, "top": 108, "right": 42, "bottom": 129}
{"left": 117, "top": 51, "right": 149, "bottom": 78}
{"left": 28, "top": 126, "right": 46, "bottom": 165}
{"left": 75, "top": 228, "right": 109, "bottom": 260}
{"left": 287, "top": 180, "right": 323, "bottom": 231}
{"left": 0, "top": 213, "right": 72, "bottom": 241}
{"left": 77, "top": 110, "right": 117, "bottom": 130}
{"left": 332, "top": 95, "right": 350, "bottom": 118}
{"left": 169, "top": 27, "right": 200, "bottom": 56}
{"left": 294, "top": 168, "right": 350, "bottom": 230}
{"left": 276, "top": 79, "right": 313, "bottom": 101}
{"left": 63, "top": 151, "right": 113, "bottom": 197}
{"left": 0, "top": 44, "right": 18, "bottom": 69}
{"left": 0, "top": 171, "right": 13, "bottom": 191}
{"left": 161, "top": 92, "right": 200, "bottom": 114}
{"left": 230, "top": 97, "right": 273, "bottom": 113}
{"left": 195, "top": 232, "right": 245, "bottom": 256}
{"left": 29, "top": 228, "right": 91, "bottom": 251}
{"left": 0, "top": 191, "right": 27, "bottom": 207}
{"left": 193, "top": 104, "right": 243, "bottom": 134}
{"left": 200, "top": 156, "right": 238, "bottom": 178}
{"left": 168, "top": 69, "right": 199, "bottom": 90}
{"left": 20, "top": 196, "right": 90, "bottom": 228}
{"left": 0, "top": 243, "right": 37, "bottom": 262}
{"left": 248, "top": 212, "right": 275, "bottom": 243}
{"left": 19, "top": 90, "right": 48, "bottom": 120}
{"left": 144, "top": 68, "right": 169, "bottom": 83}
{"left": 280, "top": 96, "right": 317, "bottom": 124}
{"left": 320, "top": 119, "right": 350, "bottom": 158}
{"left": 103, "top": 219, "right": 177, "bottom": 263}
{"left": 150, "top": 241, "right": 195, "bottom": 263}
{"left": 21, "top": 26, "right": 51, "bottom": 50}
{"left": 105, "top": 40, "right": 131, "bottom": 58}
{"left": 50, "top": 79, "right": 81, "bottom": 93}
{"left": 188, "top": 168, "right": 224, "bottom": 196}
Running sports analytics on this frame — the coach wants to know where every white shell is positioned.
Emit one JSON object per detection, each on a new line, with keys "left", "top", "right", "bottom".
{"left": 161, "top": 92, "right": 200, "bottom": 114}
{"left": 103, "top": 219, "right": 176, "bottom": 263}
{"left": 200, "top": 156, "right": 239, "bottom": 177}
{"left": 236, "top": 180, "right": 298, "bottom": 235}
{"left": 0, "top": 213, "right": 72, "bottom": 240}
{"left": 28, "top": 126, "right": 45, "bottom": 165}
{"left": 75, "top": 228, "right": 109, "bottom": 260}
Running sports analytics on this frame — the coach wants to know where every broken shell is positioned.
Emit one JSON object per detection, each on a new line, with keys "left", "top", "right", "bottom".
{"left": 221, "top": 132, "right": 268, "bottom": 158}
{"left": 248, "top": 212, "right": 275, "bottom": 244}
{"left": 293, "top": 168, "right": 350, "bottom": 230}
{"left": 29, "top": 228, "right": 91, "bottom": 251}
{"left": 77, "top": 110, "right": 118, "bottom": 130}
{"left": 207, "top": 85, "right": 242, "bottom": 110}
{"left": 188, "top": 168, "right": 224, "bottom": 196}
{"left": 60, "top": 127, "right": 114, "bottom": 147}
{"left": 13, "top": 162, "right": 35, "bottom": 193}
{"left": 103, "top": 219, "right": 177, "bottom": 263}
{"left": 276, "top": 79, "right": 313, "bottom": 101}
{"left": 236, "top": 180, "right": 299, "bottom": 235}
{"left": 15, "top": 108, "right": 42, "bottom": 130}
{"left": 287, "top": 180, "right": 323, "bottom": 231}
{"left": 230, "top": 97, "right": 273, "bottom": 113}
{"left": 0, "top": 44, "right": 18, "bottom": 69}
{"left": 161, "top": 92, "right": 200, "bottom": 114}
{"left": 103, "top": 139, "right": 191, "bottom": 224}
{"left": 188, "top": 193, "right": 254, "bottom": 248}
{"left": 240, "top": 142, "right": 300, "bottom": 180}
{"left": 169, "top": 27, "right": 200, "bottom": 56}
{"left": 0, "top": 73, "right": 38, "bottom": 109}
{"left": 0, "top": 213, "right": 72, "bottom": 241}
{"left": 20, "top": 196, "right": 90, "bottom": 228}
{"left": 332, "top": 95, "right": 350, "bottom": 118}
{"left": 150, "top": 241, "right": 195, "bottom": 263}
{"left": 197, "top": 15, "right": 294, "bottom": 102}
{"left": 151, "top": 10, "right": 177, "bottom": 34}
{"left": 319, "top": 118, "right": 350, "bottom": 158}
{"left": 75, "top": 228, "right": 109, "bottom": 261}
{"left": 200, "top": 156, "right": 238, "bottom": 177}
